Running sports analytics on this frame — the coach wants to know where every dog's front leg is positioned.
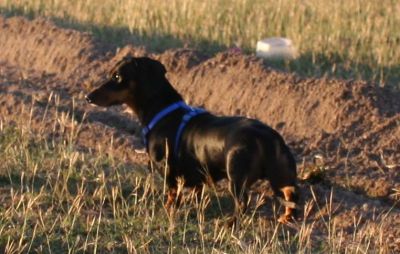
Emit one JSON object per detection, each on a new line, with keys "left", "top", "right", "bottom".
{"left": 164, "top": 172, "right": 184, "bottom": 214}
{"left": 165, "top": 186, "right": 181, "bottom": 210}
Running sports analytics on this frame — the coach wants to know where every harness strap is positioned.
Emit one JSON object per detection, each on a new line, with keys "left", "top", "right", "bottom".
{"left": 173, "top": 108, "right": 207, "bottom": 156}
{"left": 142, "top": 101, "right": 188, "bottom": 147}
{"left": 141, "top": 101, "right": 207, "bottom": 157}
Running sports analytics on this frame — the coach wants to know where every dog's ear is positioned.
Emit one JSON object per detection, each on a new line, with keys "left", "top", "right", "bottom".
{"left": 132, "top": 57, "right": 167, "bottom": 82}
{"left": 122, "top": 55, "right": 138, "bottom": 67}
{"left": 148, "top": 58, "right": 167, "bottom": 77}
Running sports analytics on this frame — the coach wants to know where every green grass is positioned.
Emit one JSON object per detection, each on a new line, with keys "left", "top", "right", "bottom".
{"left": 1, "top": 0, "right": 400, "bottom": 88}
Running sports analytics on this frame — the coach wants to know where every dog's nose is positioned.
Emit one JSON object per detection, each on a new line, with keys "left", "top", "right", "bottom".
{"left": 85, "top": 95, "right": 92, "bottom": 103}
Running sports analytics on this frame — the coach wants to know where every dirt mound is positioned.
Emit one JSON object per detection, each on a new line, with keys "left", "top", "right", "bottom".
{"left": 0, "top": 16, "right": 110, "bottom": 83}
{"left": 0, "top": 15, "right": 399, "bottom": 249}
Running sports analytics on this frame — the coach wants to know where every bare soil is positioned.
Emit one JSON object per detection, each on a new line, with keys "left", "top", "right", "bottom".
{"left": 1, "top": 16, "right": 399, "bottom": 250}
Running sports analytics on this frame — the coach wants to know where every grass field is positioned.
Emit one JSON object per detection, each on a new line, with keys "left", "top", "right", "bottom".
{"left": 1, "top": 0, "right": 400, "bottom": 88}
{"left": 0, "top": 1, "right": 399, "bottom": 253}
{"left": 0, "top": 99, "right": 391, "bottom": 253}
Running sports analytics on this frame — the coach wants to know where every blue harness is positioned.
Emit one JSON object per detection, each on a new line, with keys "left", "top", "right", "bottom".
{"left": 141, "top": 101, "right": 207, "bottom": 157}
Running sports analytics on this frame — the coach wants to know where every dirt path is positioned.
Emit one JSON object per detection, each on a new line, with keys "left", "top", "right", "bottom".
{"left": 1, "top": 15, "right": 399, "bottom": 250}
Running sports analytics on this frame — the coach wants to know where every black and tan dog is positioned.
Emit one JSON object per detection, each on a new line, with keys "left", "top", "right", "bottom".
{"left": 86, "top": 56, "right": 299, "bottom": 223}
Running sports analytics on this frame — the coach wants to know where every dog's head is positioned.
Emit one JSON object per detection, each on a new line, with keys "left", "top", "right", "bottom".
{"left": 85, "top": 56, "right": 167, "bottom": 107}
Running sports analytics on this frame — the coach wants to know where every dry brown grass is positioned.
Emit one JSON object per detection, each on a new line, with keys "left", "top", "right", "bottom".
{"left": 0, "top": 95, "right": 396, "bottom": 253}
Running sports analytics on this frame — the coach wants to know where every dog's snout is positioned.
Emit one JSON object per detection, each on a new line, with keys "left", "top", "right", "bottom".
{"left": 85, "top": 95, "right": 92, "bottom": 103}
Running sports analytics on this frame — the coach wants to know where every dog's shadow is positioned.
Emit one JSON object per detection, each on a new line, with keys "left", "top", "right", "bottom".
{"left": 178, "top": 189, "right": 287, "bottom": 225}
{"left": 176, "top": 182, "right": 352, "bottom": 228}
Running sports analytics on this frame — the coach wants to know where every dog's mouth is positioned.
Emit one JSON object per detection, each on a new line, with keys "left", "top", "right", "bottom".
{"left": 85, "top": 94, "right": 121, "bottom": 107}
{"left": 85, "top": 95, "right": 94, "bottom": 104}
{"left": 85, "top": 95, "right": 104, "bottom": 106}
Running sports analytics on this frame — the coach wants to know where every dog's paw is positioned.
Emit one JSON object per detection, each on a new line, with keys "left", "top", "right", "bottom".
{"left": 164, "top": 202, "right": 176, "bottom": 217}
{"left": 277, "top": 214, "right": 295, "bottom": 224}
{"left": 222, "top": 215, "right": 239, "bottom": 229}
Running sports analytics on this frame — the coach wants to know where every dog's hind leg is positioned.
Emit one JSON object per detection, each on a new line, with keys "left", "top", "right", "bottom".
{"left": 269, "top": 173, "right": 299, "bottom": 223}
{"left": 269, "top": 172, "right": 299, "bottom": 224}
{"left": 276, "top": 185, "right": 299, "bottom": 223}
{"left": 267, "top": 144, "right": 299, "bottom": 223}
{"left": 226, "top": 146, "right": 257, "bottom": 217}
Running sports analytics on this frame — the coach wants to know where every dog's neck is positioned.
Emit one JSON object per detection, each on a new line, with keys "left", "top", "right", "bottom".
{"left": 127, "top": 80, "right": 184, "bottom": 126}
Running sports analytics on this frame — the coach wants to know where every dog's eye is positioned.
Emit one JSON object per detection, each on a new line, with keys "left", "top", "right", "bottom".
{"left": 112, "top": 73, "right": 122, "bottom": 83}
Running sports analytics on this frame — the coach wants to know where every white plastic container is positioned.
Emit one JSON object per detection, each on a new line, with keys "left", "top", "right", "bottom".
{"left": 256, "top": 37, "right": 297, "bottom": 60}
